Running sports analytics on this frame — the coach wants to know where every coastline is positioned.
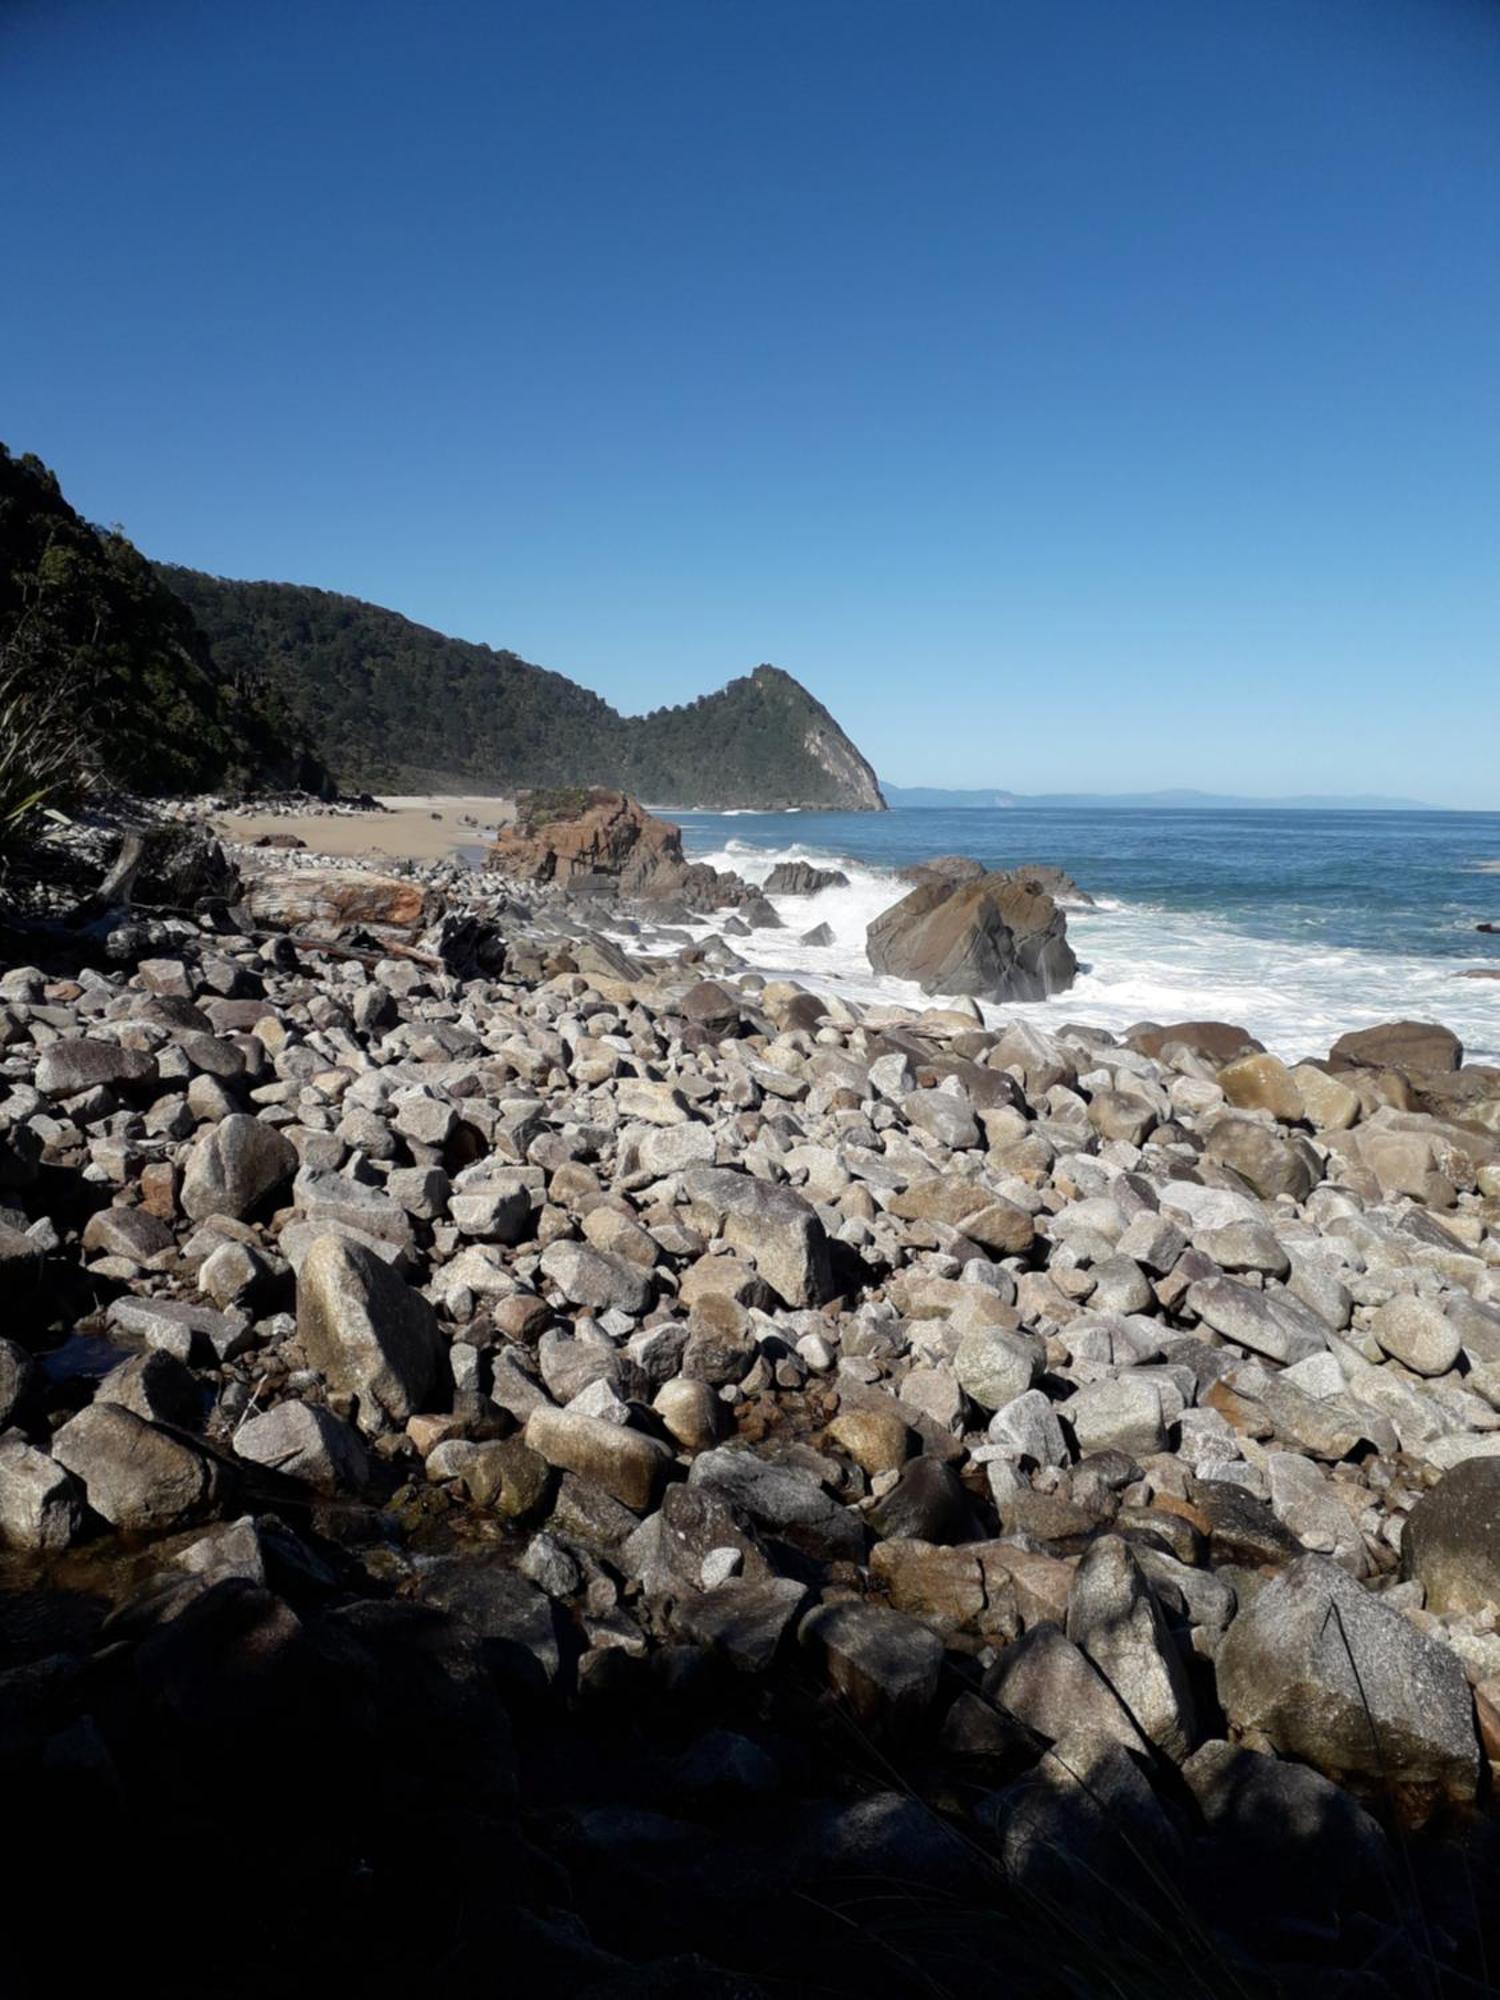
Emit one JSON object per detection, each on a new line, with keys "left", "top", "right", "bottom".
{"left": 212, "top": 792, "right": 513, "bottom": 864}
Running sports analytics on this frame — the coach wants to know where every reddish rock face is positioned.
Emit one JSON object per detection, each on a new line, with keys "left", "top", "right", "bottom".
{"left": 488, "top": 788, "right": 686, "bottom": 891}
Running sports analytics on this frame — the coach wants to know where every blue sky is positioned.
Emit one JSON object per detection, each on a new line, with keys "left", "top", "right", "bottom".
{"left": 5, "top": 0, "right": 1499, "bottom": 804}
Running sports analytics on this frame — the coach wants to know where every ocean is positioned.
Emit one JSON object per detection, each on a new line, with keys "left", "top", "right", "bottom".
{"left": 659, "top": 807, "right": 1500, "bottom": 1065}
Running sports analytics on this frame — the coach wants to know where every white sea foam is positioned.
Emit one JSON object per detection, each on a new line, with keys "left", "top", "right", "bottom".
{"left": 670, "top": 837, "right": 1500, "bottom": 1064}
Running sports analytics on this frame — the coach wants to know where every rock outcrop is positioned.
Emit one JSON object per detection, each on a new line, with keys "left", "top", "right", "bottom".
{"left": 867, "top": 868, "right": 1077, "bottom": 1001}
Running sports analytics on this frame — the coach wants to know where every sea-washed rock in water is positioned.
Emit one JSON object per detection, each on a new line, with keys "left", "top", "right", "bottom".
{"left": 764, "top": 861, "right": 849, "bottom": 896}
{"left": 897, "top": 855, "right": 986, "bottom": 886}
{"left": 866, "top": 869, "right": 1076, "bottom": 1002}
{"left": 242, "top": 866, "right": 437, "bottom": 935}
{"left": 1000, "top": 862, "right": 1094, "bottom": 906}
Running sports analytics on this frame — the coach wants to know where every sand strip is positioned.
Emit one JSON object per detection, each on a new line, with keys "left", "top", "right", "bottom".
{"left": 213, "top": 794, "right": 513, "bottom": 865}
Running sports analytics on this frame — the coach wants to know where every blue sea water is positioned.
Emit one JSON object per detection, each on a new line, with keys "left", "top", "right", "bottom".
{"left": 662, "top": 807, "right": 1500, "bottom": 1064}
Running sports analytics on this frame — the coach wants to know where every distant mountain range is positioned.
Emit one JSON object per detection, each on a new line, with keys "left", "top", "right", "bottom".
{"left": 881, "top": 783, "right": 1436, "bottom": 812}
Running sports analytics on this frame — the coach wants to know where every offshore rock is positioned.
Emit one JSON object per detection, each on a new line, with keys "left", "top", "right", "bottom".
{"left": 866, "top": 870, "right": 1076, "bottom": 1002}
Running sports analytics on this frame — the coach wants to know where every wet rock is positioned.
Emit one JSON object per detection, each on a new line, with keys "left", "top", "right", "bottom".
{"left": 867, "top": 871, "right": 1077, "bottom": 1002}
{"left": 765, "top": 862, "right": 849, "bottom": 895}
{"left": 1330, "top": 1020, "right": 1462, "bottom": 1075}
{"left": 688, "top": 1446, "right": 863, "bottom": 1560}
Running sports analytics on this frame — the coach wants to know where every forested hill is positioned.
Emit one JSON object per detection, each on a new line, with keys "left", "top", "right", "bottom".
{"left": 0, "top": 447, "right": 328, "bottom": 796}
{"left": 158, "top": 569, "right": 886, "bottom": 809}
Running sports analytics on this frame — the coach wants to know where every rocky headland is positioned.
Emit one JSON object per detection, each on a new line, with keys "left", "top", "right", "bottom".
{"left": 4, "top": 790, "right": 1500, "bottom": 1994}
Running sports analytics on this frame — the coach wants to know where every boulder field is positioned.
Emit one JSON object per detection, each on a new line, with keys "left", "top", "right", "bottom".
{"left": 4, "top": 814, "right": 1500, "bottom": 1991}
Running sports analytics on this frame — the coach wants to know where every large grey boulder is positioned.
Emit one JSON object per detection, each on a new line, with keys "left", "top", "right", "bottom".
{"left": 1401, "top": 1456, "right": 1500, "bottom": 1613}
{"left": 954, "top": 1327, "right": 1042, "bottom": 1412}
{"left": 233, "top": 1400, "right": 371, "bottom": 1494}
{"left": 1216, "top": 1554, "right": 1480, "bottom": 1812}
{"left": 1371, "top": 1295, "right": 1461, "bottom": 1376}
{"left": 1183, "top": 1739, "right": 1392, "bottom": 1928}
{"left": 688, "top": 1446, "right": 863, "bottom": 1560}
{"left": 866, "top": 872, "right": 1076, "bottom": 1003}
{"left": 1203, "top": 1116, "right": 1320, "bottom": 1202}
{"left": 51, "top": 1403, "right": 224, "bottom": 1532}
{"left": 182, "top": 1113, "right": 298, "bottom": 1221}
{"left": 538, "top": 1238, "right": 654, "bottom": 1316}
{"left": 1065, "top": 1535, "right": 1197, "bottom": 1760}
{"left": 1330, "top": 1020, "right": 1462, "bottom": 1075}
{"left": 296, "top": 1234, "right": 440, "bottom": 1433}
{"left": 764, "top": 861, "right": 849, "bottom": 896}
{"left": 684, "top": 1166, "right": 833, "bottom": 1307}
{"left": 799, "top": 1600, "right": 944, "bottom": 1728}
{"left": 984, "top": 1623, "right": 1147, "bottom": 1754}
{"left": 36, "top": 1037, "right": 158, "bottom": 1098}
{"left": 0, "top": 1339, "right": 38, "bottom": 1428}
{"left": 0, "top": 1436, "right": 84, "bottom": 1550}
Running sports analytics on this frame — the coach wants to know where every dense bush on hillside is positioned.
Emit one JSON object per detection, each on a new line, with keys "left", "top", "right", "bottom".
{"left": 161, "top": 568, "right": 884, "bottom": 808}
{"left": 0, "top": 446, "right": 328, "bottom": 799}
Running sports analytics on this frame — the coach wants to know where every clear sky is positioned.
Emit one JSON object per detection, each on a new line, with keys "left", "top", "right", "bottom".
{"left": 4, "top": 0, "right": 1498, "bottom": 804}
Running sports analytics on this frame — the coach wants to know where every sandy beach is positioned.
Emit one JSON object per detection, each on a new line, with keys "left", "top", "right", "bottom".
{"left": 213, "top": 794, "right": 513, "bottom": 865}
